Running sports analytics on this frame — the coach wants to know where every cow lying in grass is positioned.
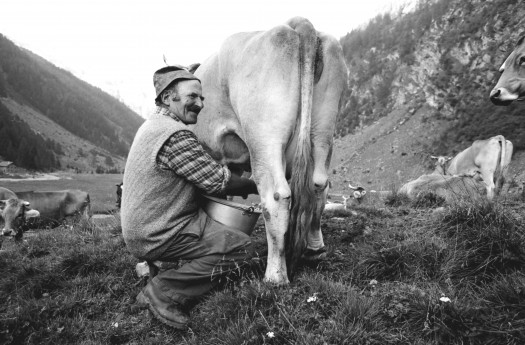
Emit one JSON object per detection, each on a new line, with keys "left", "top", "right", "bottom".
{"left": 0, "top": 198, "right": 40, "bottom": 239}
{"left": 324, "top": 195, "right": 350, "bottom": 211}
{"left": 398, "top": 174, "right": 486, "bottom": 204}
{"left": 0, "top": 187, "right": 92, "bottom": 229}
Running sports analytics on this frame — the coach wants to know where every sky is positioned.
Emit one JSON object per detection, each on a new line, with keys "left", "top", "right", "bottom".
{"left": 0, "top": 0, "right": 414, "bottom": 118}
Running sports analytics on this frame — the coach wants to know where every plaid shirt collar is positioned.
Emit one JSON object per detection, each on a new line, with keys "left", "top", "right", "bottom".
{"left": 154, "top": 106, "right": 181, "bottom": 122}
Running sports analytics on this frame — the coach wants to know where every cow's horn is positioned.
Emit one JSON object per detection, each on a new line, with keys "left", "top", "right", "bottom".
{"left": 348, "top": 184, "right": 357, "bottom": 189}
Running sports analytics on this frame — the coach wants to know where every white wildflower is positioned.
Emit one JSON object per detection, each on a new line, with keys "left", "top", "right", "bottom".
{"left": 439, "top": 296, "right": 451, "bottom": 303}
{"left": 112, "top": 322, "right": 119, "bottom": 328}
{"left": 266, "top": 331, "right": 275, "bottom": 338}
{"left": 307, "top": 295, "right": 318, "bottom": 303}
{"left": 369, "top": 279, "right": 378, "bottom": 286}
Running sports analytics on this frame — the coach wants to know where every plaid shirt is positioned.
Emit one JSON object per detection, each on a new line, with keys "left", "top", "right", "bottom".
{"left": 155, "top": 107, "right": 230, "bottom": 195}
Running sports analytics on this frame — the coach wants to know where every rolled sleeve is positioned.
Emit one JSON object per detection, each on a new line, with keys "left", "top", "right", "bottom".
{"left": 157, "top": 131, "right": 231, "bottom": 194}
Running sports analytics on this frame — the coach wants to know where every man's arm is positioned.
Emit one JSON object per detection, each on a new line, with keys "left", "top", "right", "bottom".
{"left": 157, "top": 131, "right": 257, "bottom": 197}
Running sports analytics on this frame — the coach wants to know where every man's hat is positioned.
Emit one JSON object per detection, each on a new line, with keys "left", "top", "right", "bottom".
{"left": 153, "top": 65, "right": 200, "bottom": 102}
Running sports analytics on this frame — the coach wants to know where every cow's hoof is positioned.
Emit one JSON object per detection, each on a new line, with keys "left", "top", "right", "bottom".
{"left": 302, "top": 247, "right": 328, "bottom": 262}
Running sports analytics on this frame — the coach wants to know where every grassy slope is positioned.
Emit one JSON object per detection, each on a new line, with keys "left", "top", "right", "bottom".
{"left": 329, "top": 103, "right": 525, "bottom": 197}
{"left": 1, "top": 189, "right": 524, "bottom": 344}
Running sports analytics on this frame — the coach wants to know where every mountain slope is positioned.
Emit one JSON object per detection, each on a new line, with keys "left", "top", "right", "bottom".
{"left": 331, "top": 0, "right": 525, "bottom": 192}
{"left": 0, "top": 34, "right": 144, "bottom": 171}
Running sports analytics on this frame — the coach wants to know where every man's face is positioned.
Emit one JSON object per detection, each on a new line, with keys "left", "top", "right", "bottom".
{"left": 167, "top": 80, "right": 204, "bottom": 124}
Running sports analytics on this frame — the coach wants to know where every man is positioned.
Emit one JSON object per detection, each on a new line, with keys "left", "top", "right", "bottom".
{"left": 121, "top": 65, "right": 258, "bottom": 330}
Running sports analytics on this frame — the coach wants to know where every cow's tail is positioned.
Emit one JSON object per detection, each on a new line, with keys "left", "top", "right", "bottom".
{"left": 494, "top": 135, "right": 507, "bottom": 195}
{"left": 285, "top": 17, "right": 318, "bottom": 278}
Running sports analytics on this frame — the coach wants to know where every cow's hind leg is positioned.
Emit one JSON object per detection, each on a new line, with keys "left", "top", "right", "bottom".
{"left": 304, "top": 185, "right": 327, "bottom": 260}
{"left": 306, "top": 33, "right": 347, "bottom": 258}
{"left": 251, "top": 156, "right": 291, "bottom": 285}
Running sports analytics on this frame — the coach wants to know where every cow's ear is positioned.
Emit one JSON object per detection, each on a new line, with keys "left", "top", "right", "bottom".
{"left": 446, "top": 156, "right": 453, "bottom": 161}
{"left": 188, "top": 63, "right": 200, "bottom": 74}
{"left": 0, "top": 200, "right": 6, "bottom": 211}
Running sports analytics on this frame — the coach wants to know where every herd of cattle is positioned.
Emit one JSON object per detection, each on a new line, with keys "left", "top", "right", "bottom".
{"left": 0, "top": 18, "right": 524, "bottom": 285}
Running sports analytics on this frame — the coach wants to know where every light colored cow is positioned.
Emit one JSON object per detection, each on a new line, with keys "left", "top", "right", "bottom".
{"left": 490, "top": 35, "right": 525, "bottom": 105}
{"left": 324, "top": 195, "right": 350, "bottom": 211}
{"left": 0, "top": 188, "right": 91, "bottom": 227}
{"left": 399, "top": 174, "right": 485, "bottom": 202}
{"left": 430, "top": 156, "right": 452, "bottom": 175}
{"left": 445, "top": 135, "right": 513, "bottom": 199}
{"left": 191, "top": 17, "right": 347, "bottom": 284}
{"left": 1, "top": 198, "right": 40, "bottom": 238}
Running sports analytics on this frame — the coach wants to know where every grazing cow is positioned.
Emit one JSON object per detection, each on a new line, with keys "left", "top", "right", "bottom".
{"left": 490, "top": 35, "right": 525, "bottom": 105}
{"left": 191, "top": 17, "right": 347, "bottom": 284}
{"left": 0, "top": 198, "right": 40, "bottom": 238}
{"left": 116, "top": 182, "right": 123, "bottom": 209}
{"left": 1, "top": 189, "right": 91, "bottom": 227}
{"left": 445, "top": 136, "right": 513, "bottom": 199}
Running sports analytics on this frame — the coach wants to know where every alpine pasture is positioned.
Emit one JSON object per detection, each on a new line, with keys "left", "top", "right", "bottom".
{"left": 1, "top": 173, "right": 524, "bottom": 344}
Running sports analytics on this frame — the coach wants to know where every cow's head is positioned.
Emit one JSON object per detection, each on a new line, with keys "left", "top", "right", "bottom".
{"left": 0, "top": 198, "right": 40, "bottom": 237}
{"left": 490, "top": 36, "right": 525, "bottom": 105}
{"left": 430, "top": 155, "right": 452, "bottom": 174}
{"left": 348, "top": 184, "right": 366, "bottom": 202}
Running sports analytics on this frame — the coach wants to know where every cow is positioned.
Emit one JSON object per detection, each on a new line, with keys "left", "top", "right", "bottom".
{"left": 398, "top": 173, "right": 486, "bottom": 203}
{"left": 348, "top": 184, "right": 366, "bottom": 204}
{"left": 490, "top": 35, "right": 525, "bottom": 105}
{"left": 191, "top": 17, "right": 348, "bottom": 284}
{"left": 0, "top": 188, "right": 91, "bottom": 228}
{"left": 1, "top": 198, "right": 40, "bottom": 238}
{"left": 323, "top": 195, "right": 350, "bottom": 212}
{"left": 430, "top": 156, "right": 452, "bottom": 175}
{"left": 445, "top": 135, "right": 513, "bottom": 199}
{"left": 116, "top": 182, "right": 123, "bottom": 209}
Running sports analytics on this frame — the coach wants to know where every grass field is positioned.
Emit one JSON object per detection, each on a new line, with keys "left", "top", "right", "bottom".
{"left": 1, "top": 177, "right": 525, "bottom": 344}
{"left": 0, "top": 173, "right": 123, "bottom": 214}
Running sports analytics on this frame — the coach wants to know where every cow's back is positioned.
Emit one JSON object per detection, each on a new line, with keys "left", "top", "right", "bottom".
{"left": 0, "top": 187, "right": 17, "bottom": 200}
{"left": 193, "top": 28, "right": 302, "bottom": 169}
{"left": 15, "top": 190, "right": 89, "bottom": 220}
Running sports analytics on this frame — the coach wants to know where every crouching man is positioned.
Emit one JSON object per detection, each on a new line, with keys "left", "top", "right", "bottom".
{"left": 121, "top": 65, "right": 258, "bottom": 330}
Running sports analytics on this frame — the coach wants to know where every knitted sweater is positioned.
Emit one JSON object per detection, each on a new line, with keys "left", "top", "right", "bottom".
{"left": 121, "top": 112, "right": 201, "bottom": 260}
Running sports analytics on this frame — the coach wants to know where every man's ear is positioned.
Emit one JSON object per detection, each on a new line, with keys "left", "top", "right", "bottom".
{"left": 188, "top": 63, "right": 200, "bottom": 74}
{"left": 160, "top": 90, "right": 171, "bottom": 106}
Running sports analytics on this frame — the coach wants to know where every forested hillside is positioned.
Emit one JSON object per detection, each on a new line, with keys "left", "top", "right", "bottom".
{"left": 0, "top": 34, "right": 144, "bottom": 171}
{"left": 338, "top": 0, "right": 525, "bottom": 154}
{"left": 0, "top": 103, "right": 61, "bottom": 170}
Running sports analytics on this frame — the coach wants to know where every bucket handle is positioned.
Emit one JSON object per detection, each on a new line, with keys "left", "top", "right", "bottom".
{"left": 242, "top": 206, "right": 255, "bottom": 216}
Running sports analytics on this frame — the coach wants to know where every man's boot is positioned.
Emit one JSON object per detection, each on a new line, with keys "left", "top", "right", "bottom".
{"left": 136, "top": 282, "right": 189, "bottom": 330}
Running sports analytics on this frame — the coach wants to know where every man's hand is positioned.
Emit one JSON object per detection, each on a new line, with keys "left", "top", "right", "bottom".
{"left": 224, "top": 174, "right": 258, "bottom": 198}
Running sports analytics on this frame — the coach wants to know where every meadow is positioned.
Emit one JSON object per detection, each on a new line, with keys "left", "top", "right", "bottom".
{"left": 1, "top": 175, "right": 525, "bottom": 344}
